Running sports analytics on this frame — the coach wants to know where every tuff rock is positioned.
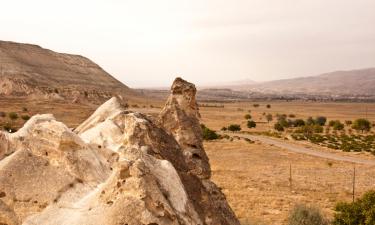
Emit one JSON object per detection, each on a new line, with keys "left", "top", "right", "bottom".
{"left": 0, "top": 78, "right": 239, "bottom": 225}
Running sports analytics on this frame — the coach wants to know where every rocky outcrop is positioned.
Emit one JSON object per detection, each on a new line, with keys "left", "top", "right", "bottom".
{"left": 0, "top": 78, "right": 239, "bottom": 225}
{"left": 159, "top": 77, "right": 210, "bottom": 179}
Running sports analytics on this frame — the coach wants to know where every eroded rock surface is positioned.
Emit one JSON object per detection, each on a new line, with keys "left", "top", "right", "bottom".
{"left": 0, "top": 78, "right": 239, "bottom": 225}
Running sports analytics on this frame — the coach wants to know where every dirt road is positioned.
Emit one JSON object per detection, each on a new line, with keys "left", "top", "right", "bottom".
{"left": 226, "top": 132, "right": 375, "bottom": 166}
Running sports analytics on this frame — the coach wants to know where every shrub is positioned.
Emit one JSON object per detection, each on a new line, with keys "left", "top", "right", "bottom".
{"left": 329, "top": 120, "right": 345, "bottom": 130}
{"left": 345, "top": 120, "right": 352, "bottom": 126}
{"left": 244, "top": 114, "right": 252, "bottom": 120}
{"left": 274, "top": 123, "right": 284, "bottom": 131}
{"left": 22, "top": 107, "right": 28, "bottom": 112}
{"left": 266, "top": 104, "right": 271, "bottom": 108}
{"left": 288, "top": 204, "right": 328, "bottom": 225}
{"left": 253, "top": 104, "right": 260, "bottom": 108}
{"left": 201, "top": 124, "right": 219, "bottom": 140}
{"left": 228, "top": 124, "right": 241, "bottom": 132}
{"left": 289, "top": 114, "right": 296, "bottom": 118}
{"left": 8, "top": 112, "right": 18, "bottom": 120}
{"left": 352, "top": 119, "right": 371, "bottom": 133}
{"left": 221, "top": 127, "right": 227, "bottom": 131}
{"left": 333, "top": 190, "right": 375, "bottom": 225}
{"left": 247, "top": 120, "right": 256, "bottom": 128}
{"left": 21, "top": 115, "right": 31, "bottom": 121}
{"left": 294, "top": 119, "right": 306, "bottom": 127}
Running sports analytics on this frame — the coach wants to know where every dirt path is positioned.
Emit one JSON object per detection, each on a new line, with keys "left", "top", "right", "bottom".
{"left": 226, "top": 133, "right": 375, "bottom": 166}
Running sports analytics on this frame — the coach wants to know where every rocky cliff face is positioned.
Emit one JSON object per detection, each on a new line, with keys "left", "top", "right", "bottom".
{"left": 0, "top": 41, "right": 136, "bottom": 103}
{"left": 0, "top": 78, "right": 239, "bottom": 225}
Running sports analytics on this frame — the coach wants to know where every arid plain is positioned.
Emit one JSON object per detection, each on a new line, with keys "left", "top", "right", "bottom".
{"left": 2, "top": 98, "right": 375, "bottom": 224}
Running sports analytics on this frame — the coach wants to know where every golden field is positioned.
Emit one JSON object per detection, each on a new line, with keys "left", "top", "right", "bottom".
{"left": 1, "top": 98, "right": 375, "bottom": 224}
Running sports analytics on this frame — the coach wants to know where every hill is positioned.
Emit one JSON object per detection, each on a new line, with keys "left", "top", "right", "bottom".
{"left": 231, "top": 68, "right": 375, "bottom": 97}
{"left": 0, "top": 41, "right": 137, "bottom": 102}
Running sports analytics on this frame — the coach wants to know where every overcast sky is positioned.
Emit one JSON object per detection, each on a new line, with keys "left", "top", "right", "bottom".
{"left": 1, "top": 0, "right": 375, "bottom": 87}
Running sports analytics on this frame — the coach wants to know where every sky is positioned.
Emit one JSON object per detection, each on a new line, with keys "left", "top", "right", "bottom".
{"left": 1, "top": 0, "right": 375, "bottom": 88}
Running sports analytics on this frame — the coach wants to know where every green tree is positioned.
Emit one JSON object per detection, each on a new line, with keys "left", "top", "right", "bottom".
{"left": 247, "top": 120, "right": 256, "bottom": 128}
{"left": 333, "top": 190, "right": 375, "bottom": 225}
{"left": 227, "top": 124, "right": 241, "bottom": 132}
{"left": 352, "top": 119, "right": 371, "bottom": 133}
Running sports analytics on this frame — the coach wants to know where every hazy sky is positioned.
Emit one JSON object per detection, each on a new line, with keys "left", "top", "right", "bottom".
{"left": 1, "top": 0, "right": 375, "bottom": 87}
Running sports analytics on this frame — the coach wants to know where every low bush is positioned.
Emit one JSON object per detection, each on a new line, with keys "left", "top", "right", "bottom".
{"left": 288, "top": 204, "right": 329, "bottom": 225}
{"left": 244, "top": 114, "right": 252, "bottom": 120}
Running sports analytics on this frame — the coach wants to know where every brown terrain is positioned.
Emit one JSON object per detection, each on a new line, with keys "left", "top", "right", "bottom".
{"left": 0, "top": 41, "right": 140, "bottom": 103}
{"left": 1, "top": 42, "right": 375, "bottom": 225}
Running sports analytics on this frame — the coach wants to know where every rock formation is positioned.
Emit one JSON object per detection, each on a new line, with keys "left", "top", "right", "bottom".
{"left": 0, "top": 78, "right": 239, "bottom": 225}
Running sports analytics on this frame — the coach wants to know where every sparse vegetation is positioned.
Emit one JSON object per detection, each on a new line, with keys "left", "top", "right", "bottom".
{"left": 288, "top": 204, "right": 329, "bottom": 225}
{"left": 253, "top": 104, "right": 260, "bottom": 108}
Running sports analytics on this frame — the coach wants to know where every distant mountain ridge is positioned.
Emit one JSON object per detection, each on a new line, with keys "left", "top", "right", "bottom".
{"left": 225, "top": 68, "right": 375, "bottom": 97}
{"left": 0, "top": 41, "right": 137, "bottom": 102}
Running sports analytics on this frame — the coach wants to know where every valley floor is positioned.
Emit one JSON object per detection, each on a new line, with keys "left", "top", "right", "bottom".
{"left": 205, "top": 139, "right": 375, "bottom": 225}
